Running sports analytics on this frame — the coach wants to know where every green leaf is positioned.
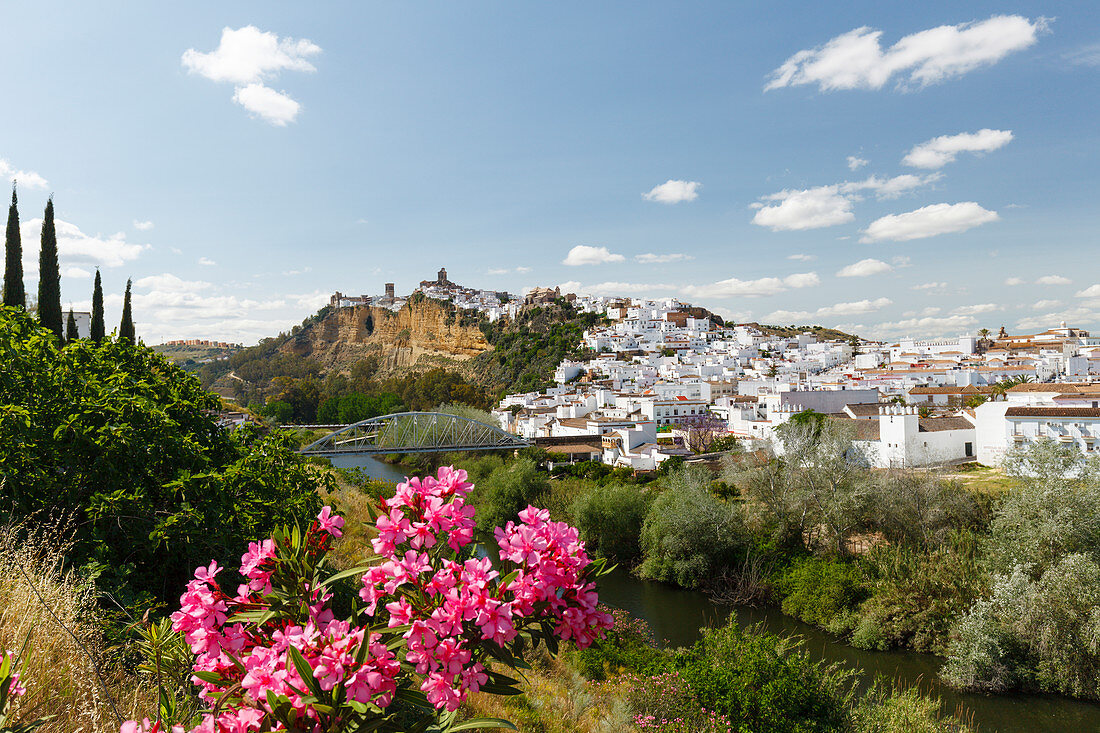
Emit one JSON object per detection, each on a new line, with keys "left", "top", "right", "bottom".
{"left": 448, "top": 718, "right": 519, "bottom": 731}
{"left": 286, "top": 645, "right": 324, "bottom": 699}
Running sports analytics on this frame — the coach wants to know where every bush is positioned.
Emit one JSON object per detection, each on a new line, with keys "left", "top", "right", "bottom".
{"left": 639, "top": 468, "right": 748, "bottom": 590}
{"left": 471, "top": 458, "right": 550, "bottom": 530}
{"left": 674, "top": 621, "right": 857, "bottom": 733}
{"left": 0, "top": 308, "right": 328, "bottom": 611}
{"left": 852, "top": 684, "right": 970, "bottom": 733}
{"left": 569, "top": 609, "right": 667, "bottom": 681}
{"left": 572, "top": 484, "right": 650, "bottom": 563}
{"left": 942, "top": 553, "right": 1100, "bottom": 699}
{"left": 772, "top": 556, "right": 867, "bottom": 630}
{"left": 852, "top": 534, "right": 985, "bottom": 653}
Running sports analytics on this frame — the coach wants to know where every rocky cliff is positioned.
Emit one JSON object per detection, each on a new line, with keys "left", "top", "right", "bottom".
{"left": 280, "top": 298, "right": 491, "bottom": 373}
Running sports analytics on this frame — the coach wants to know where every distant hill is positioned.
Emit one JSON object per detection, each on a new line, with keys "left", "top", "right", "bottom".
{"left": 746, "top": 322, "right": 862, "bottom": 343}
{"left": 151, "top": 342, "right": 242, "bottom": 371}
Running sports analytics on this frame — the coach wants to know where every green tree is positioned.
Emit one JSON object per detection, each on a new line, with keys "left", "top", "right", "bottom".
{"left": 0, "top": 307, "right": 328, "bottom": 611}
{"left": 90, "top": 268, "right": 105, "bottom": 342}
{"left": 573, "top": 483, "right": 650, "bottom": 563}
{"left": 119, "top": 277, "right": 135, "bottom": 341}
{"left": 471, "top": 458, "right": 549, "bottom": 531}
{"left": 2, "top": 184, "right": 23, "bottom": 308}
{"left": 36, "top": 197, "right": 62, "bottom": 340}
{"left": 65, "top": 307, "right": 78, "bottom": 343}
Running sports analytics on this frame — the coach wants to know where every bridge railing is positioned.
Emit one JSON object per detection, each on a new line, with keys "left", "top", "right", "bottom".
{"left": 298, "top": 412, "right": 530, "bottom": 456}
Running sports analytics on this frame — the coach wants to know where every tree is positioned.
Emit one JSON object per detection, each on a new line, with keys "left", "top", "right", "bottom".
{"left": 2, "top": 184, "right": 23, "bottom": 308}
{"left": 65, "top": 307, "right": 78, "bottom": 343}
{"left": 90, "top": 269, "right": 104, "bottom": 342}
{"left": 682, "top": 412, "right": 731, "bottom": 453}
{"left": 36, "top": 197, "right": 63, "bottom": 341}
{"left": 118, "top": 277, "right": 134, "bottom": 341}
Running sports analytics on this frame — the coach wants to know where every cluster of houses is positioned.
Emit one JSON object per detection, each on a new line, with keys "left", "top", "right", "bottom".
{"left": 492, "top": 294, "right": 1100, "bottom": 471}
{"left": 330, "top": 268, "right": 522, "bottom": 322}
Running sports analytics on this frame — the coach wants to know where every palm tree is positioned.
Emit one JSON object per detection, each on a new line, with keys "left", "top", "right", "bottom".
{"left": 978, "top": 328, "right": 990, "bottom": 340}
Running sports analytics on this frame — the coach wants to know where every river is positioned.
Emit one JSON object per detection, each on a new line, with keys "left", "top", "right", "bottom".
{"left": 330, "top": 454, "right": 1100, "bottom": 733}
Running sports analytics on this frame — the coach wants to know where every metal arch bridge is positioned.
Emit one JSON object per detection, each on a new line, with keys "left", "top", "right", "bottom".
{"left": 295, "top": 412, "right": 531, "bottom": 456}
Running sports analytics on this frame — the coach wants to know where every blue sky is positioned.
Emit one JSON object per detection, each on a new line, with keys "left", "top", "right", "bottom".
{"left": 1, "top": 2, "right": 1098, "bottom": 344}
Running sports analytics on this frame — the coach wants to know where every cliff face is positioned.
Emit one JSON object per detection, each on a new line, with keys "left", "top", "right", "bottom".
{"left": 280, "top": 299, "right": 491, "bottom": 373}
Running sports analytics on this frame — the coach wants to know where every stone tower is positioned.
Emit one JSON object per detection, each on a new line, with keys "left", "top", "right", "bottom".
{"left": 437, "top": 267, "right": 448, "bottom": 284}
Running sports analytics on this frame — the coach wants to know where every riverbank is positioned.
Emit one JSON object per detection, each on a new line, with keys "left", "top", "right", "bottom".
{"left": 324, "top": 447, "right": 1100, "bottom": 731}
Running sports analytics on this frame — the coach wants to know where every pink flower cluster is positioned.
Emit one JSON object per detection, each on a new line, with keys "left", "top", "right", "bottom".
{"left": 360, "top": 467, "right": 612, "bottom": 711}
{"left": 2, "top": 650, "right": 25, "bottom": 698}
{"left": 123, "top": 466, "right": 611, "bottom": 733}
{"left": 162, "top": 510, "right": 392, "bottom": 732}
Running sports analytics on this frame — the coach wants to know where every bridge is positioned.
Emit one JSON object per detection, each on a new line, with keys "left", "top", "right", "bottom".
{"left": 295, "top": 412, "right": 531, "bottom": 456}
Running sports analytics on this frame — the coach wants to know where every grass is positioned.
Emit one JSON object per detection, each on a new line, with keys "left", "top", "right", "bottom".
{"left": 944, "top": 465, "right": 1017, "bottom": 497}
{"left": 0, "top": 522, "right": 153, "bottom": 733}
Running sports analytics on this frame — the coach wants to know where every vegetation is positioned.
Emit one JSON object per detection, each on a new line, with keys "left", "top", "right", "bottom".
{"left": 2, "top": 185, "right": 23, "bottom": 308}
{"left": 118, "top": 277, "right": 134, "bottom": 342}
{"left": 36, "top": 196, "right": 62, "bottom": 341}
{"left": 91, "top": 268, "right": 104, "bottom": 342}
{"left": 0, "top": 307, "right": 328, "bottom": 614}
{"left": 472, "top": 300, "right": 602, "bottom": 395}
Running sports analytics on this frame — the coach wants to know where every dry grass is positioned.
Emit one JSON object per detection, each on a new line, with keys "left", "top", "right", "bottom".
{"left": 461, "top": 655, "right": 632, "bottom": 733}
{"left": 944, "top": 465, "right": 1017, "bottom": 497}
{"left": 0, "top": 522, "right": 154, "bottom": 733}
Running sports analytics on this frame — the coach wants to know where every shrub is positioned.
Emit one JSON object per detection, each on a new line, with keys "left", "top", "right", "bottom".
{"left": 569, "top": 609, "right": 667, "bottom": 681}
{"left": 470, "top": 458, "right": 549, "bottom": 530}
{"left": 674, "top": 621, "right": 857, "bottom": 733}
{"left": 572, "top": 484, "right": 650, "bottom": 564}
{"left": 942, "top": 553, "right": 1100, "bottom": 699}
{"left": 852, "top": 684, "right": 971, "bottom": 733}
{"left": 852, "top": 534, "right": 985, "bottom": 654}
{"left": 772, "top": 556, "right": 867, "bottom": 630}
{"left": 0, "top": 308, "right": 327, "bottom": 611}
{"left": 639, "top": 475, "right": 747, "bottom": 590}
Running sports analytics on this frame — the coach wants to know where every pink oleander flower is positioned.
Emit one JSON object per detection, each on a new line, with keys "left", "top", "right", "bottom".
{"left": 316, "top": 506, "right": 345, "bottom": 538}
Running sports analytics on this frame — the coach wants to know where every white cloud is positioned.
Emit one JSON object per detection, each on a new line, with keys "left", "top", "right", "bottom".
{"left": 912, "top": 281, "right": 947, "bottom": 291}
{"left": 199, "top": 257, "right": 217, "bottom": 266}
{"left": 562, "top": 245, "right": 625, "bottom": 266}
{"left": 557, "top": 281, "right": 582, "bottom": 294}
{"left": 765, "top": 16, "right": 1048, "bottom": 92}
{"left": 955, "top": 303, "right": 1001, "bottom": 315}
{"left": 232, "top": 83, "right": 301, "bottom": 126}
{"left": 1076, "top": 285, "right": 1100, "bottom": 299}
{"left": 787, "top": 253, "right": 816, "bottom": 262}
{"left": 847, "top": 156, "right": 868, "bottom": 170}
{"left": 135, "top": 274, "right": 213, "bottom": 292}
{"left": 487, "top": 268, "right": 509, "bottom": 276}
{"left": 841, "top": 173, "right": 941, "bottom": 199}
{"left": 133, "top": 219, "right": 155, "bottom": 231}
{"left": 836, "top": 258, "right": 893, "bottom": 278}
{"left": 20, "top": 218, "right": 150, "bottom": 275}
{"left": 575, "top": 282, "right": 678, "bottom": 296}
{"left": 860, "top": 202, "right": 998, "bottom": 242}
{"left": 0, "top": 158, "right": 48, "bottom": 189}
{"left": 182, "top": 26, "right": 320, "bottom": 126}
{"left": 863, "top": 315, "right": 979, "bottom": 339}
{"left": 1016, "top": 306, "right": 1100, "bottom": 332}
{"left": 902, "top": 129, "right": 1014, "bottom": 169}
{"left": 711, "top": 307, "right": 754, "bottom": 324}
{"left": 642, "top": 180, "right": 700, "bottom": 204}
{"left": 1004, "top": 277, "right": 1025, "bottom": 286}
{"left": 515, "top": 266, "right": 532, "bottom": 274}
{"left": 1064, "top": 43, "right": 1100, "bottom": 67}
{"left": 682, "top": 272, "right": 820, "bottom": 299}
{"left": 182, "top": 26, "right": 320, "bottom": 84}
{"left": 1033, "top": 299, "right": 1063, "bottom": 309}
{"left": 752, "top": 173, "right": 938, "bottom": 232}
{"left": 1035, "top": 274, "right": 1070, "bottom": 285}
{"left": 766, "top": 297, "right": 892, "bottom": 323}
{"left": 751, "top": 186, "right": 853, "bottom": 231}
{"left": 635, "top": 253, "right": 694, "bottom": 264}
{"left": 63, "top": 267, "right": 92, "bottom": 279}
{"left": 289, "top": 291, "right": 329, "bottom": 310}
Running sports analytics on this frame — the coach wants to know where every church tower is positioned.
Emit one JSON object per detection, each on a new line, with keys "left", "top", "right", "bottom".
{"left": 437, "top": 267, "right": 448, "bottom": 284}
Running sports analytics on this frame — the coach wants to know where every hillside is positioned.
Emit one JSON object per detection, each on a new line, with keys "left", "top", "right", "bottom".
{"left": 279, "top": 293, "right": 491, "bottom": 372}
{"left": 151, "top": 342, "right": 242, "bottom": 371}
{"left": 749, "top": 322, "right": 861, "bottom": 343}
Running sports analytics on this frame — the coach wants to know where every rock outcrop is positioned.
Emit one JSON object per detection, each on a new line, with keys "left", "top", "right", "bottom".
{"left": 280, "top": 298, "right": 490, "bottom": 373}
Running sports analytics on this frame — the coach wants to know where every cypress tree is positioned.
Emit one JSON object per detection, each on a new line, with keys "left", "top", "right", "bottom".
{"left": 37, "top": 196, "right": 63, "bottom": 340}
{"left": 119, "top": 277, "right": 135, "bottom": 342}
{"left": 90, "top": 269, "right": 105, "bottom": 342}
{"left": 65, "top": 307, "right": 78, "bottom": 343}
{"left": 2, "top": 184, "right": 23, "bottom": 308}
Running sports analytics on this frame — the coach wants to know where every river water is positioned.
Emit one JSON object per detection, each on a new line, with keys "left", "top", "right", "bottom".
{"left": 330, "top": 455, "right": 1100, "bottom": 733}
